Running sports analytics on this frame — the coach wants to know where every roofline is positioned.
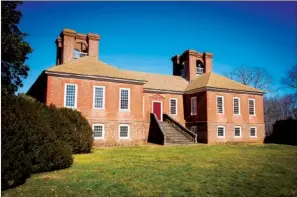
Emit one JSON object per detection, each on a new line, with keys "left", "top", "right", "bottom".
{"left": 45, "top": 71, "right": 147, "bottom": 85}
{"left": 144, "top": 88, "right": 185, "bottom": 95}
{"left": 185, "top": 86, "right": 265, "bottom": 95}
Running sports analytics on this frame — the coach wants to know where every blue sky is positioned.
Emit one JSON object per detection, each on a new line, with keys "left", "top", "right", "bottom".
{"left": 18, "top": 2, "right": 297, "bottom": 94}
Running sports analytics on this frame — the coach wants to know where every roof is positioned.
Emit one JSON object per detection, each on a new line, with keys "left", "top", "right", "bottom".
{"left": 46, "top": 56, "right": 263, "bottom": 94}
{"left": 122, "top": 70, "right": 188, "bottom": 92}
{"left": 185, "top": 72, "right": 264, "bottom": 93}
{"left": 47, "top": 56, "right": 146, "bottom": 82}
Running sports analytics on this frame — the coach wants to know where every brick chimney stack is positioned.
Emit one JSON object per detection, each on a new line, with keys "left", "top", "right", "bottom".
{"left": 55, "top": 29, "right": 100, "bottom": 65}
{"left": 171, "top": 49, "right": 213, "bottom": 81}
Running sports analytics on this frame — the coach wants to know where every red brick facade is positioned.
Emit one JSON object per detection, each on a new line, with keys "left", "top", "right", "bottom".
{"left": 28, "top": 29, "right": 265, "bottom": 146}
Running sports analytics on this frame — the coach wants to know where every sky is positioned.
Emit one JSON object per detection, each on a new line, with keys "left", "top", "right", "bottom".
{"left": 18, "top": 2, "right": 297, "bottom": 94}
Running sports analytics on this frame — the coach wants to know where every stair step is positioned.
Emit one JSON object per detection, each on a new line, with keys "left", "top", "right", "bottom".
{"left": 158, "top": 120, "right": 195, "bottom": 145}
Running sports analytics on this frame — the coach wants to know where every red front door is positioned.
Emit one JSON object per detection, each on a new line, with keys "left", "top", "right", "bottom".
{"left": 153, "top": 102, "right": 162, "bottom": 121}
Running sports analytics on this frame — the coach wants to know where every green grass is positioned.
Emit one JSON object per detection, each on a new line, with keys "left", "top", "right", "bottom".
{"left": 2, "top": 144, "right": 297, "bottom": 197}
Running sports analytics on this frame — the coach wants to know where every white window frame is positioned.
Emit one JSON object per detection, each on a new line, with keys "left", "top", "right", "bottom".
{"left": 119, "top": 124, "right": 130, "bottom": 139}
{"left": 191, "top": 126, "right": 197, "bottom": 133}
{"left": 233, "top": 97, "right": 241, "bottom": 115}
{"left": 217, "top": 126, "right": 225, "bottom": 138}
{"left": 190, "top": 97, "right": 197, "bottom": 116}
{"left": 92, "top": 124, "right": 105, "bottom": 140}
{"left": 93, "top": 86, "right": 105, "bottom": 109}
{"left": 169, "top": 98, "right": 178, "bottom": 115}
{"left": 64, "top": 83, "right": 78, "bottom": 108}
{"left": 119, "top": 88, "right": 131, "bottom": 111}
{"left": 249, "top": 98, "right": 256, "bottom": 116}
{"left": 250, "top": 127, "right": 257, "bottom": 138}
{"left": 234, "top": 126, "right": 242, "bottom": 137}
{"left": 216, "top": 96, "right": 224, "bottom": 114}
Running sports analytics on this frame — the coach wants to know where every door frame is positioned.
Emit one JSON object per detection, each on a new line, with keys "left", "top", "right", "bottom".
{"left": 152, "top": 100, "right": 163, "bottom": 121}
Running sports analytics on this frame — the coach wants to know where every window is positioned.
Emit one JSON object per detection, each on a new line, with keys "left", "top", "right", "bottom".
{"left": 170, "top": 98, "right": 177, "bottom": 115}
{"left": 191, "top": 126, "right": 197, "bottom": 134}
{"left": 119, "top": 124, "right": 130, "bottom": 139}
{"left": 64, "top": 84, "right": 77, "bottom": 108}
{"left": 217, "top": 126, "right": 225, "bottom": 137}
{"left": 93, "top": 124, "right": 104, "bottom": 139}
{"left": 191, "top": 97, "right": 197, "bottom": 115}
{"left": 217, "top": 96, "right": 224, "bottom": 114}
{"left": 93, "top": 86, "right": 105, "bottom": 109}
{"left": 249, "top": 99, "right": 255, "bottom": 115}
{"left": 250, "top": 127, "right": 257, "bottom": 137}
{"left": 233, "top": 97, "right": 240, "bottom": 115}
{"left": 120, "top": 88, "right": 130, "bottom": 110}
{"left": 234, "top": 126, "right": 241, "bottom": 137}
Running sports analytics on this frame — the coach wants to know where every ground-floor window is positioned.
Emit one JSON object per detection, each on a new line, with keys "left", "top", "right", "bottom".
{"left": 234, "top": 126, "right": 241, "bottom": 137}
{"left": 250, "top": 127, "right": 257, "bottom": 137}
{"left": 93, "top": 124, "right": 104, "bottom": 139}
{"left": 119, "top": 124, "right": 130, "bottom": 139}
{"left": 217, "top": 126, "right": 225, "bottom": 137}
{"left": 191, "top": 126, "right": 197, "bottom": 134}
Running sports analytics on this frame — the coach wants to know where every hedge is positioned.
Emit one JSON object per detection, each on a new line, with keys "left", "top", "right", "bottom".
{"left": 47, "top": 105, "right": 93, "bottom": 154}
{"left": 1, "top": 94, "right": 93, "bottom": 190}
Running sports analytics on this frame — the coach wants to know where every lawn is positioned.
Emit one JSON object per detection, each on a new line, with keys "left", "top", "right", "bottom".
{"left": 2, "top": 144, "right": 297, "bottom": 197}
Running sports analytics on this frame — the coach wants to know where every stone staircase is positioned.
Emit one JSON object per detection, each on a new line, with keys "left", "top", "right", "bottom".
{"left": 159, "top": 121, "right": 195, "bottom": 145}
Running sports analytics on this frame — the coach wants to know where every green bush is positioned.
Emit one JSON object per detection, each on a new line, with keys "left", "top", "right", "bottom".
{"left": 1, "top": 96, "right": 32, "bottom": 190}
{"left": 56, "top": 107, "right": 94, "bottom": 154}
{"left": 1, "top": 95, "right": 73, "bottom": 190}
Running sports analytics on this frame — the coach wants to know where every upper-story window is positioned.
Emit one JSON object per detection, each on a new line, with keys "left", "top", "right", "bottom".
{"left": 169, "top": 98, "right": 177, "bottom": 115}
{"left": 196, "top": 60, "right": 204, "bottom": 75}
{"left": 93, "top": 86, "right": 105, "bottom": 109}
{"left": 64, "top": 84, "right": 77, "bottom": 108}
{"left": 191, "top": 97, "right": 197, "bottom": 115}
{"left": 120, "top": 88, "right": 130, "bottom": 111}
{"left": 233, "top": 97, "right": 240, "bottom": 115}
{"left": 74, "top": 49, "right": 87, "bottom": 59}
{"left": 249, "top": 99, "right": 256, "bottom": 116}
{"left": 217, "top": 96, "right": 224, "bottom": 114}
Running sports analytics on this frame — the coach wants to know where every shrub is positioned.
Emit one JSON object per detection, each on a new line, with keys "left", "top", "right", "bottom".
{"left": 56, "top": 107, "right": 94, "bottom": 153}
{"left": 1, "top": 95, "right": 74, "bottom": 190}
{"left": 1, "top": 96, "right": 32, "bottom": 190}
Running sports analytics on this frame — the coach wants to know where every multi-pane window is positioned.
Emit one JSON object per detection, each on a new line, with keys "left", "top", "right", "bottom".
{"left": 234, "top": 126, "right": 241, "bottom": 137}
{"left": 217, "top": 126, "right": 225, "bottom": 137}
{"left": 217, "top": 96, "right": 224, "bottom": 114}
{"left": 120, "top": 88, "right": 130, "bottom": 110}
{"left": 233, "top": 97, "right": 240, "bottom": 115}
{"left": 170, "top": 98, "right": 177, "bottom": 115}
{"left": 119, "top": 124, "right": 130, "bottom": 139}
{"left": 191, "top": 97, "right": 197, "bottom": 115}
{"left": 94, "top": 86, "right": 105, "bottom": 109}
{"left": 191, "top": 126, "right": 197, "bottom": 134}
{"left": 93, "top": 124, "right": 104, "bottom": 139}
{"left": 249, "top": 99, "right": 255, "bottom": 115}
{"left": 65, "top": 84, "right": 77, "bottom": 108}
{"left": 250, "top": 127, "right": 257, "bottom": 137}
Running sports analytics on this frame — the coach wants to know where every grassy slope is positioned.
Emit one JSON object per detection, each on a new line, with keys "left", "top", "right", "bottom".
{"left": 2, "top": 144, "right": 297, "bottom": 197}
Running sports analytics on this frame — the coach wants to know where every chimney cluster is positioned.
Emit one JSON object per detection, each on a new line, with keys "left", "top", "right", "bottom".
{"left": 172, "top": 49, "right": 213, "bottom": 81}
{"left": 55, "top": 29, "right": 100, "bottom": 65}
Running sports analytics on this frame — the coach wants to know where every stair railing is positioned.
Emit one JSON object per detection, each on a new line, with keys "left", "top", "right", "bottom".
{"left": 163, "top": 114, "right": 197, "bottom": 143}
{"left": 148, "top": 113, "right": 166, "bottom": 145}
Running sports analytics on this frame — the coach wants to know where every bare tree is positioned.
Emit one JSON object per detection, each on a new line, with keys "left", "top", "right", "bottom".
{"left": 282, "top": 65, "right": 297, "bottom": 91}
{"left": 226, "top": 65, "right": 273, "bottom": 92}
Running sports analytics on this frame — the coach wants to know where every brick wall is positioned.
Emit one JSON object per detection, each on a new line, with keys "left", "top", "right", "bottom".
{"left": 206, "top": 91, "right": 265, "bottom": 143}
{"left": 46, "top": 75, "right": 147, "bottom": 145}
{"left": 143, "top": 92, "right": 185, "bottom": 126}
